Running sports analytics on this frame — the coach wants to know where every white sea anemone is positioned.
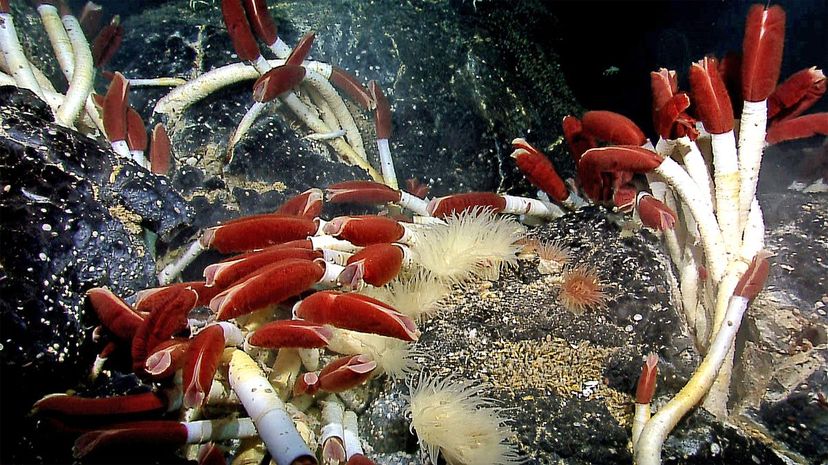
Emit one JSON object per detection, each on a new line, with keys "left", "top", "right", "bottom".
{"left": 412, "top": 208, "right": 525, "bottom": 283}
{"left": 405, "top": 373, "right": 522, "bottom": 465}
{"left": 360, "top": 270, "right": 450, "bottom": 322}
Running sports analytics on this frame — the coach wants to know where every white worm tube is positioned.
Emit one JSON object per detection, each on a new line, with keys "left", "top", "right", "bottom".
{"left": 184, "top": 417, "right": 258, "bottom": 443}
{"left": 304, "top": 69, "right": 367, "bottom": 161}
{"left": 737, "top": 100, "right": 768, "bottom": 234}
{"left": 342, "top": 410, "right": 363, "bottom": 458}
{"left": 320, "top": 397, "right": 346, "bottom": 463}
{"left": 0, "top": 10, "right": 45, "bottom": 99}
{"left": 653, "top": 157, "right": 727, "bottom": 283}
{"left": 158, "top": 239, "right": 206, "bottom": 285}
{"left": 36, "top": 4, "right": 74, "bottom": 80}
{"left": 710, "top": 130, "right": 740, "bottom": 255}
{"left": 57, "top": 11, "right": 94, "bottom": 127}
{"left": 377, "top": 138, "right": 399, "bottom": 190}
{"left": 398, "top": 191, "right": 430, "bottom": 216}
{"left": 675, "top": 136, "right": 714, "bottom": 210}
{"left": 228, "top": 349, "right": 315, "bottom": 465}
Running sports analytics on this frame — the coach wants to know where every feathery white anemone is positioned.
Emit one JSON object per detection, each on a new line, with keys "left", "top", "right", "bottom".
{"left": 361, "top": 270, "right": 450, "bottom": 322}
{"left": 326, "top": 328, "right": 420, "bottom": 379}
{"left": 405, "top": 373, "right": 522, "bottom": 465}
{"left": 412, "top": 208, "right": 524, "bottom": 283}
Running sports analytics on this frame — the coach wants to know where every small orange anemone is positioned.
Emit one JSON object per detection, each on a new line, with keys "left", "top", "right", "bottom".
{"left": 557, "top": 265, "right": 606, "bottom": 314}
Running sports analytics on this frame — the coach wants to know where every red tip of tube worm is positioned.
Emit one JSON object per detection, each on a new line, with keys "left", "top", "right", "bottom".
{"left": 0, "top": 0, "right": 10, "bottom": 13}
{"left": 102, "top": 72, "right": 129, "bottom": 142}
{"left": 183, "top": 325, "right": 226, "bottom": 408}
{"left": 204, "top": 247, "right": 322, "bottom": 289}
{"left": 577, "top": 146, "right": 663, "bottom": 201}
{"left": 340, "top": 243, "right": 404, "bottom": 288}
{"left": 323, "top": 215, "right": 405, "bottom": 246}
{"left": 125, "top": 108, "right": 147, "bottom": 152}
{"left": 149, "top": 123, "right": 172, "bottom": 175}
{"left": 135, "top": 282, "right": 203, "bottom": 314}
{"left": 742, "top": 4, "right": 786, "bottom": 102}
{"left": 689, "top": 57, "right": 734, "bottom": 134}
{"left": 276, "top": 188, "right": 324, "bottom": 218}
{"left": 293, "top": 372, "right": 320, "bottom": 397}
{"left": 612, "top": 184, "right": 637, "bottom": 214}
{"left": 197, "top": 443, "right": 227, "bottom": 465}
{"left": 248, "top": 319, "right": 333, "bottom": 348}
{"left": 131, "top": 287, "right": 198, "bottom": 373}
{"left": 405, "top": 178, "right": 430, "bottom": 199}
{"left": 318, "top": 354, "right": 377, "bottom": 393}
{"left": 73, "top": 421, "right": 188, "bottom": 458}
{"left": 347, "top": 454, "right": 378, "bottom": 465}
{"left": 427, "top": 192, "right": 506, "bottom": 218}
{"left": 91, "top": 16, "right": 123, "bottom": 68}
{"left": 200, "top": 214, "right": 318, "bottom": 253}
{"left": 33, "top": 391, "right": 166, "bottom": 417}
{"left": 222, "top": 0, "right": 262, "bottom": 62}
{"left": 79, "top": 2, "right": 104, "bottom": 39}
{"left": 86, "top": 288, "right": 144, "bottom": 340}
{"left": 144, "top": 338, "right": 189, "bottom": 379}
{"left": 285, "top": 31, "right": 315, "bottom": 66}
{"left": 296, "top": 291, "right": 420, "bottom": 341}
{"left": 581, "top": 110, "right": 647, "bottom": 146}
{"left": 510, "top": 140, "right": 569, "bottom": 202}
{"left": 768, "top": 67, "right": 827, "bottom": 122}
{"left": 561, "top": 115, "right": 596, "bottom": 165}
{"left": 210, "top": 258, "right": 325, "bottom": 321}
{"left": 651, "top": 69, "right": 698, "bottom": 140}
{"left": 252, "top": 64, "right": 306, "bottom": 102}
{"left": 637, "top": 193, "right": 678, "bottom": 231}
{"left": 242, "top": 0, "right": 278, "bottom": 46}
{"left": 635, "top": 352, "right": 659, "bottom": 404}
{"left": 734, "top": 251, "right": 772, "bottom": 300}
{"left": 369, "top": 81, "right": 392, "bottom": 140}
{"left": 766, "top": 113, "right": 828, "bottom": 144}
{"left": 330, "top": 66, "right": 375, "bottom": 111}
{"left": 326, "top": 180, "right": 401, "bottom": 205}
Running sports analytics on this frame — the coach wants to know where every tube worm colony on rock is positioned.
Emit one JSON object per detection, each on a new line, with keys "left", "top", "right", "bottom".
{"left": 3, "top": 1, "right": 826, "bottom": 464}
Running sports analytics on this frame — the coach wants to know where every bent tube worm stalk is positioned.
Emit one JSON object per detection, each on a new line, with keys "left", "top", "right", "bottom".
{"left": 634, "top": 254, "right": 770, "bottom": 465}
{"left": 228, "top": 349, "right": 317, "bottom": 465}
{"left": 56, "top": 5, "right": 94, "bottom": 127}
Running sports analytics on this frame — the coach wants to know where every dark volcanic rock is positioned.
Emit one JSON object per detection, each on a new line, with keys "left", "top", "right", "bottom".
{"left": 0, "top": 86, "right": 192, "bottom": 464}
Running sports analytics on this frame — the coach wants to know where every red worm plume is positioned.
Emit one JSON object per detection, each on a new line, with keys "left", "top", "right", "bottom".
{"left": 91, "top": 16, "right": 123, "bottom": 68}
{"left": 326, "top": 180, "right": 401, "bottom": 205}
{"left": 286, "top": 31, "right": 315, "bottom": 66}
{"left": 561, "top": 115, "right": 596, "bottom": 164}
{"left": 73, "top": 421, "right": 188, "bottom": 459}
{"left": 131, "top": 287, "right": 198, "bottom": 373}
{"left": 637, "top": 193, "right": 677, "bottom": 231}
{"left": 347, "top": 454, "right": 379, "bottom": 465}
{"left": 0, "top": 0, "right": 10, "bottom": 14}
{"left": 135, "top": 282, "right": 204, "bottom": 314}
{"left": 79, "top": 2, "right": 104, "bottom": 39}
{"left": 766, "top": 113, "right": 828, "bottom": 145}
{"left": 734, "top": 251, "right": 771, "bottom": 300}
{"left": 242, "top": 0, "right": 278, "bottom": 46}
{"left": 689, "top": 57, "right": 734, "bottom": 134}
{"left": 203, "top": 247, "right": 322, "bottom": 289}
{"left": 86, "top": 288, "right": 143, "bottom": 340}
{"left": 323, "top": 215, "right": 405, "bottom": 246}
{"left": 330, "top": 66, "right": 374, "bottom": 110}
{"left": 200, "top": 214, "right": 318, "bottom": 253}
{"left": 651, "top": 69, "right": 697, "bottom": 140}
{"left": 510, "top": 139, "right": 569, "bottom": 202}
{"left": 102, "top": 72, "right": 129, "bottom": 142}
{"left": 210, "top": 258, "right": 325, "bottom": 321}
{"left": 198, "top": 443, "right": 226, "bottom": 465}
{"left": 577, "top": 146, "right": 662, "bottom": 201}
{"left": 144, "top": 338, "right": 189, "bottom": 379}
{"left": 248, "top": 320, "right": 333, "bottom": 348}
{"left": 221, "top": 0, "right": 261, "bottom": 62}
{"left": 427, "top": 192, "right": 506, "bottom": 218}
{"left": 183, "top": 325, "right": 225, "bottom": 408}
{"left": 635, "top": 353, "right": 659, "bottom": 404}
{"left": 149, "top": 123, "right": 172, "bottom": 175}
{"left": 369, "top": 81, "right": 392, "bottom": 140}
{"left": 340, "top": 243, "right": 404, "bottom": 288}
{"left": 33, "top": 391, "right": 166, "bottom": 417}
{"left": 768, "top": 67, "right": 827, "bottom": 122}
{"left": 252, "top": 64, "right": 306, "bottom": 103}
{"left": 293, "top": 372, "right": 320, "bottom": 396}
{"left": 296, "top": 291, "right": 419, "bottom": 341}
{"left": 581, "top": 110, "right": 647, "bottom": 146}
{"left": 125, "top": 108, "right": 147, "bottom": 152}
{"left": 742, "top": 4, "right": 786, "bottom": 102}
{"left": 318, "top": 354, "right": 377, "bottom": 393}
{"left": 276, "top": 188, "right": 324, "bottom": 218}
